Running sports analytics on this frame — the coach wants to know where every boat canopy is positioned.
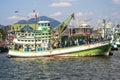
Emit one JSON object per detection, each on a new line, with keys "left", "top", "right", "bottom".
{"left": 19, "top": 25, "right": 34, "bottom": 32}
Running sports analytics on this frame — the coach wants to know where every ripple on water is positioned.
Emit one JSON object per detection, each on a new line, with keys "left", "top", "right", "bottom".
{"left": 0, "top": 51, "right": 120, "bottom": 80}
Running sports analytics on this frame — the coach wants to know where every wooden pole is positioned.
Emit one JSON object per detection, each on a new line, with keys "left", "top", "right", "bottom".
{"left": 35, "top": 13, "right": 37, "bottom": 51}
{"left": 103, "top": 19, "right": 106, "bottom": 39}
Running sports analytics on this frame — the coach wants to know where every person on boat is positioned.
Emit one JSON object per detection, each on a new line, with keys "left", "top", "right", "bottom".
{"left": 70, "top": 40, "right": 72, "bottom": 46}
{"left": 24, "top": 45, "right": 29, "bottom": 52}
{"left": 79, "top": 39, "right": 83, "bottom": 45}
{"left": 14, "top": 44, "right": 19, "bottom": 50}
{"left": 61, "top": 41, "right": 64, "bottom": 48}
{"left": 58, "top": 40, "right": 61, "bottom": 48}
{"left": 53, "top": 41, "right": 59, "bottom": 49}
{"left": 65, "top": 40, "right": 67, "bottom": 47}
{"left": 74, "top": 40, "right": 77, "bottom": 46}
{"left": 76, "top": 39, "right": 79, "bottom": 46}
{"left": 83, "top": 39, "right": 86, "bottom": 44}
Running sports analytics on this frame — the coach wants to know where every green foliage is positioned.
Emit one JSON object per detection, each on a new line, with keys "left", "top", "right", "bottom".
{"left": 68, "top": 44, "right": 110, "bottom": 56}
{"left": 0, "top": 28, "right": 7, "bottom": 40}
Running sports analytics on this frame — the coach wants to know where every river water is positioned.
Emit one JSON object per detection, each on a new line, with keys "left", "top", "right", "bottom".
{"left": 0, "top": 50, "right": 120, "bottom": 80}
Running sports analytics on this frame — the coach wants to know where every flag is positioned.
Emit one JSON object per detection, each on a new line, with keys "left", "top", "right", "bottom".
{"left": 15, "top": 11, "right": 18, "bottom": 13}
{"left": 98, "top": 23, "right": 101, "bottom": 27}
{"left": 105, "top": 23, "right": 109, "bottom": 27}
{"left": 33, "top": 10, "right": 36, "bottom": 13}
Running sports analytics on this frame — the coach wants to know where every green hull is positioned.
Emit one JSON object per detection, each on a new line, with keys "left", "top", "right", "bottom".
{"left": 8, "top": 43, "right": 111, "bottom": 58}
{"left": 64, "top": 44, "right": 111, "bottom": 57}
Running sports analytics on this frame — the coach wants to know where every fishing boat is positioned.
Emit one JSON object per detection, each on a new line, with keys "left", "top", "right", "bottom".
{"left": 7, "top": 13, "right": 111, "bottom": 58}
{"left": 113, "top": 24, "right": 120, "bottom": 47}
{"left": 0, "top": 34, "right": 9, "bottom": 53}
{"left": 115, "top": 38, "right": 120, "bottom": 47}
{"left": 8, "top": 41, "right": 111, "bottom": 58}
{"left": 0, "top": 42, "right": 9, "bottom": 53}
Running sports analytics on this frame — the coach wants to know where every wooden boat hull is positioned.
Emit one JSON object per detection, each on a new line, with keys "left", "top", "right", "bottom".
{"left": 8, "top": 42, "right": 111, "bottom": 58}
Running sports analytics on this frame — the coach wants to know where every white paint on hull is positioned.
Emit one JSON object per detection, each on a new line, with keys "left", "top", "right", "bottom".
{"left": 8, "top": 42, "right": 110, "bottom": 57}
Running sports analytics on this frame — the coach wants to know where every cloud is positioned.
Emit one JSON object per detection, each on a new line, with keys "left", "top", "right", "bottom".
{"left": 55, "top": 0, "right": 78, "bottom": 2}
{"left": 113, "top": 0, "right": 120, "bottom": 4}
{"left": 8, "top": 11, "right": 40, "bottom": 20}
{"left": 8, "top": 16, "right": 26, "bottom": 20}
{"left": 50, "top": 12, "right": 62, "bottom": 17}
{"left": 110, "top": 12, "right": 120, "bottom": 19}
{"left": 76, "top": 12, "right": 93, "bottom": 17}
{"left": 86, "top": 12, "right": 94, "bottom": 16}
{"left": 49, "top": 2, "right": 72, "bottom": 7}
{"left": 111, "top": 12, "right": 118, "bottom": 16}
{"left": 8, "top": 16, "right": 19, "bottom": 20}
{"left": 27, "top": 11, "right": 40, "bottom": 19}
{"left": 76, "top": 12, "right": 84, "bottom": 17}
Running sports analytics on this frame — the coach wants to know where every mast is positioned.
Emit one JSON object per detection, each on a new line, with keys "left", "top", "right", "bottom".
{"left": 103, "top": 19, "right": 106, "bottom": 39}
{"left": 34, "top": 11, "right": 38, "bottom": 51}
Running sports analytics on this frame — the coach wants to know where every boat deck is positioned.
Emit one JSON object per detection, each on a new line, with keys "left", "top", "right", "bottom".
{"left": 8, "top": 41, "right": 110, "bottom": 57}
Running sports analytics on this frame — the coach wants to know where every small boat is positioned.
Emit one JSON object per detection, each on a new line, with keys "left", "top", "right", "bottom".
{"left": 115, "top": 38, "right": 120, "bottom": 47}
{"left": 114, "top": 24, "right": 120, "bottom": 47}
{"left": 111, "top": 42, "right": 118, "bottom": 50}
{"left": 0, "top": 41, "right": 9, "bottom": 53}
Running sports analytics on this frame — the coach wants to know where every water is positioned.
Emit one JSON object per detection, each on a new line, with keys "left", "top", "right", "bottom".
{"left": 0, "top": 50, "right": 120, "bottom": 80}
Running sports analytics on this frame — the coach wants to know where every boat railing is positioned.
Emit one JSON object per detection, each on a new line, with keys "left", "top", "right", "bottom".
{"left": 9, "top": 39, "right": 110, "bottom": 52}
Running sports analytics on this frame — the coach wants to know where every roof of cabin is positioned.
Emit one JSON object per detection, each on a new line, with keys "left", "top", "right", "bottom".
{"left": 12, "top": 24, "right": 38, "bottom": 31}
{"left": 19, "top": 25, "right": 35, "bottom": 32}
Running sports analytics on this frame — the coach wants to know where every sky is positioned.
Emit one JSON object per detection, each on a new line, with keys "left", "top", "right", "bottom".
{"left": 0, "top": 0, "right": 120, "bottom": 28}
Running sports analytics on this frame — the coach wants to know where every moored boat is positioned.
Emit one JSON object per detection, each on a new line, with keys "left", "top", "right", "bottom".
{"left": 115, "top": 38, "right": 120, "bottom": 47}
{"left": 7, "top": 13, "right": 111, "bottom": 58}
{"left": 114, "top": 24, "right": 120, "bottom": 47}
{"left": 8, "top": 41, "right": 111, "bottom": 58}
{"left": 0, "top": 40, "right": 9, "bottom": 53}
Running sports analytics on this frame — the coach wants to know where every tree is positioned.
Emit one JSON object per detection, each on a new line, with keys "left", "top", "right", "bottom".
{"left": 0, "top": 28, "right": 7, "bottom": 40}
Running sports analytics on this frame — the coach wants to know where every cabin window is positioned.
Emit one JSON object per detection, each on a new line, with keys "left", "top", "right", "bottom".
{"left": 45, "top": 23, "right": 47, "bottom": 26}
{"left": 42, "top": 40, "right": 44, "bottom": 43}
{"left": 48, "top": 23, "right": 50, "bottom": 26}
{"left": 41, "top": 23, "right": 44, "bottom": 26}
{"left": 38, "top": 45, "right": 41, "bottom": 47}
{"left": 45, "top": 39, "right": 47, "bottom": 42}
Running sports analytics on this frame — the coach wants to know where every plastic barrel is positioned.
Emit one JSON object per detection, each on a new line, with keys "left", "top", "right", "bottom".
{"left": 24, "top": 48, "right": 29, "bottom": 52}
{"left": 38, "top": 48, "right": 42, "bottom": 51}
